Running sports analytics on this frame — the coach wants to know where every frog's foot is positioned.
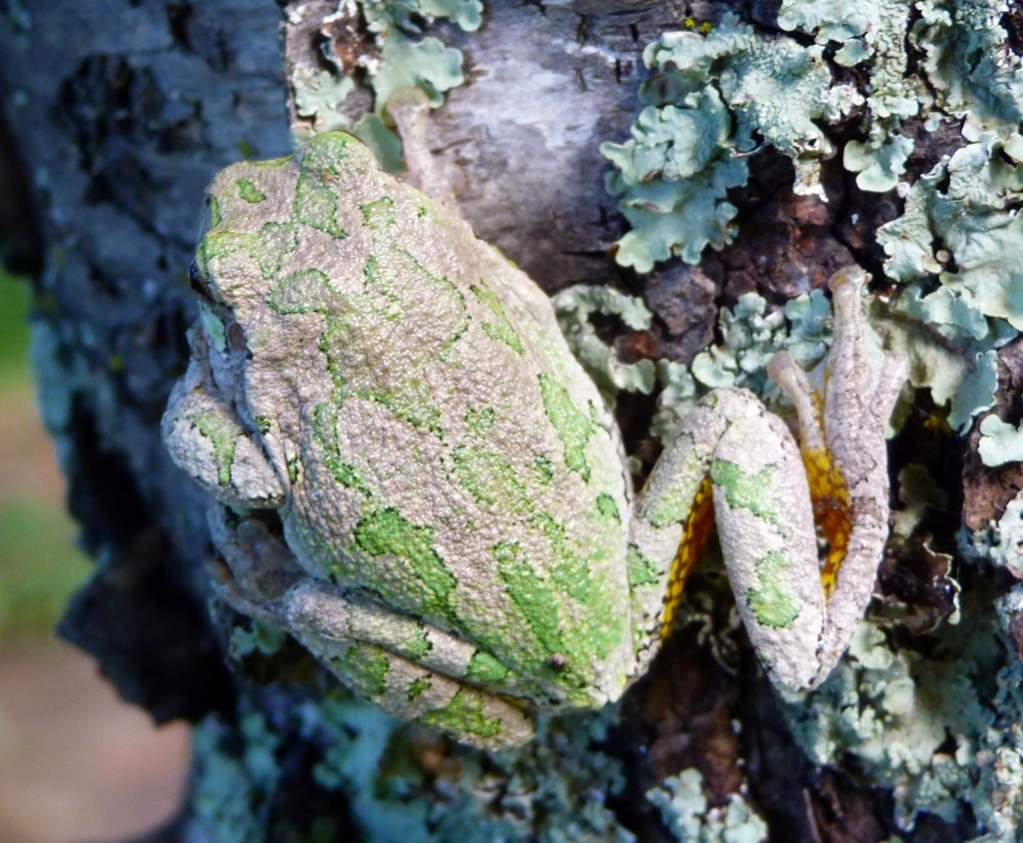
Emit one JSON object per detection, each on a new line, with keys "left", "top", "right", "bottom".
{"left": 385, "top": 87, "right": 458, "bottom": 209}
{"left": 768, "top": 266, "right": 908, "bottom": 686}
{"left": 205, "top": 512, "right": 303, "bottom": 627}
{"left": 162, "top": 363, "right": 285, "bottom": 511}
{"left": 208, "top": 513, "right": 534, "bottom": 749}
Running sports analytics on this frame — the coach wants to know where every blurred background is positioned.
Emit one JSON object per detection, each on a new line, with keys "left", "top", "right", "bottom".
{"left": 0, "top": 272, "right": 190, "bottom": 843}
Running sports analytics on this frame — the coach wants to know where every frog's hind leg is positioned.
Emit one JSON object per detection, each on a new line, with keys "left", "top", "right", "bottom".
{"left": 628, "top": 390, "right": 824, "bottom": 690}
{"left": 284, "top": 581, "right": 535, "bottom": 749}
{"left": 629, "top": 267, "right": 906, "bottom": 693}
{"left": 208, "top": 515, "right": 533, "bottom": 749}
{"left": 307, "top": 637, "right": 533, "bottom": 751}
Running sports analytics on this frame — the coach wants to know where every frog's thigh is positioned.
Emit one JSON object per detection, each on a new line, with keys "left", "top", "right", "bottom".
{"left": 283, "top": 582, "right": 534, "bottom": 748}
{"left": 628, "top": 392, "right": 738, "bottom": 663}
{"left": 629, "top": 391, "right": 826, "bottom": 690}
{"left": 711, "top": 407, "right": 826, "bottom": 691}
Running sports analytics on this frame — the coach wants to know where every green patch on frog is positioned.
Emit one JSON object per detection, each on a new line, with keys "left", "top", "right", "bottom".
{"left": 420, "top": 687, "right": 502, "bottom": 741}
{"left": 538, "top": 374, "right": 595, "bottom": 481}
{"left": 747, "top": 552, "right": 801, "bottom": 629}
{"left": 471, "top": 283, "right": 524, "bottom": 354}
{"left": 354, "top": 507, "right": 457, "bottom": 622}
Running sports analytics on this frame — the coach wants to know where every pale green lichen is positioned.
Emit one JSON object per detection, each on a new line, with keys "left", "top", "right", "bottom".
{"left": 609, "top": 1, "right": 1023, "bottom": 272}
{"left": 192, "top": 711, "right": 282, "bottom": 843}
{"left": 978, "top": 416, "right": 1023, "bottom": 467}
{"left": 784, "top": 571, "right": 1023, "bottom": 836}
{"left": 230, "top": 619, "right": 288, "bottom": 660}
{"left": 964, "top": 488, "right": 1023, "bottom": 577}
{"left": 371, "top": 34, "right": 464, "bottom": 113}
{"left": 646, "top": 768, "right": 767, "bottom": 843}
{"left": 299, "top": 696, "right": 634, "bottom": 843}
{"left": 656, "top": 290, "right": 832, "bottom": 442}
{"left": 910, "top": 0, "right": 1023, "bottom": 142}
{"left": 875, "top": 135, "right": 1023, "bottom": 431}
{"left": 552, "top": 285, "right": 655, "bottom": 398}
{"left": 602, "top": 13, "right": 860, "bottom": 271}
{"left": 553, "top": 284, "right": 833, "bottom": 445}
{"left": 779, "top": 0, "right": 921, "bottom": 192}
{"left": 291, "top": 0, "right": 480, "bottom": 169}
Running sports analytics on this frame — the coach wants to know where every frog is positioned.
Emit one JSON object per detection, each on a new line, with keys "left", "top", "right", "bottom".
{"left": 162, "top": 127, "right": 908, "bottom": 750}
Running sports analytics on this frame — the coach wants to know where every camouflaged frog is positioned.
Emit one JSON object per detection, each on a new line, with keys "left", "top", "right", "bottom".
{"left": 162, "top": 130, "right": 907, "bottom": 749}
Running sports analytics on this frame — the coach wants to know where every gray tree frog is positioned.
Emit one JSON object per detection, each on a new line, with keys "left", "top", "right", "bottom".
{"left": 162, "top": 130, "right": 907, "bottom": 749}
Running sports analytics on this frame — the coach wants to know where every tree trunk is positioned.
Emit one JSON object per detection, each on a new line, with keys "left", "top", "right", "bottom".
{"left": 3, "top": 2, "right": 1021, "bottom": 841}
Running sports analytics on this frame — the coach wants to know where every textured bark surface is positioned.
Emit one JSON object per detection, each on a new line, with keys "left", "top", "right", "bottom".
{"left": 0, "top": 2, "right": 988, "bottom": 841}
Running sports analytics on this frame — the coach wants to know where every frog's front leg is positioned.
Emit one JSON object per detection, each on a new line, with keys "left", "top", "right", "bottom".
{"left": 162, "top": 346, "right": 285, "bottom": 511}
{"left": 629, "top": 267, "right": 907, "bottom": 692}
{"left": 209, "top": 514, "right": 534, "bottom": 750}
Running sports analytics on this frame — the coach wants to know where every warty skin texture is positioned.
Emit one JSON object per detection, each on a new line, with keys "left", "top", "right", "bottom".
{"left": 162, "top": 131, "right": 906, "bottom": 748}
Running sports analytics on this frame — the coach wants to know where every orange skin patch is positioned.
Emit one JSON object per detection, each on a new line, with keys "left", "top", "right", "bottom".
{"left": 659, "top": 476, "right": 715, "bottom": 638}
{"left": 657, "top": 437, "right": 852, "bottom": 637}
{"left": 802, "top": 445, "right": 852, "bottom": 597}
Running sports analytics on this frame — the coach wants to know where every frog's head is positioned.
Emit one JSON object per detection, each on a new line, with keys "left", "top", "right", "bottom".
{"left": 186, "top": 133, "right": 383, "bottom": 404}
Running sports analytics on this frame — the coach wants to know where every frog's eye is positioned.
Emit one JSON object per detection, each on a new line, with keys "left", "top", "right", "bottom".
{"left": 189, "top": 257, "right": 217, "bottom": 304}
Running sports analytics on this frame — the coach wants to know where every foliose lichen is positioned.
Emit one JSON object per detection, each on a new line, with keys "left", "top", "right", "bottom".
{"left": 646, "top": 768, "right": 767, "bottom": 843}
{"left": 189, "top": 692, "right": 650, "bottom": 843}
{"left": 604, "top": 3, "right": 1023, "bottom": 446}
{"left": 290, "top": 0, "right": 480, "bottom": 168}
{"left": 556, "top": 284, "right": 833, "bottom": 445}
{"left": 875, "top": 134, "right": 1022, "bottom": 432}
{"left": 782, "top": 590, "right": 1022, "bottom": 836}
{"left": 601, "top": 13, "right": 861, "bottom": 272}
{"left": 781, "top": 483, "right": 1023, "bottom": 840}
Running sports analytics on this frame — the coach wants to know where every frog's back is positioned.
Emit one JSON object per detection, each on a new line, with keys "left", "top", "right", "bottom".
{"left": 201, "top": 133, "right": 634, "bottom": 707}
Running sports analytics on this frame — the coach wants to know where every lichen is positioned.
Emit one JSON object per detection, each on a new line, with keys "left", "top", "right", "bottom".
{"left": 779, "top": 0, "right": 921, "bottom": 192}
{"left": 217, "top": 694, "right": 637, "bottom": 843}
{"left": 875, "top": 134, "right": 1023, "bottom": 431}
{"left": 965, "top": 488, "right": 1023, "bottom": 577}
{"left": 552, "top": 285, "right": 656, "bottom": 398}
{"left": 656, "top": 289, "right": 832, "bottom": 442}
{"left": 192, "top": 711, "right": 282, "bottom": 843}
{"left": 978, "top": 416, "right": 1023, "bottom": 467}
{"left": 646, "top": 768, "right": 767, "bottom": 843}
{"left": 291, "top": 0, "right": 480, "bottom": 168}
{"left": 554, "top": 281, "right": 834, "bottom": 446}
{"left": 601, "top": 13, "right": 860, "bottom": 271}
{"left": 783, "top": 572, "right": 1023, "bottom": 836}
